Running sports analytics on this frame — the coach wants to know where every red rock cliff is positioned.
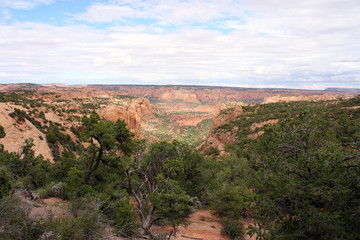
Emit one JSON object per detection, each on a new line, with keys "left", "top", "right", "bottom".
{"left": 204, "top": 102, "right": 243, "bottom": 152}
{"left": 100, "top": 98, "right": 152, "bottom": 135}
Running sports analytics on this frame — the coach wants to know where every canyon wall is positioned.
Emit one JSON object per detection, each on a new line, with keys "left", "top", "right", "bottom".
{"left": 100, "top": 98, "right": 153, "bottom": 134}
{"left": 0, "top": 86, "right": 153, "bottom": 161}
{"left": 203, "top": 102, "right": 243, "bottom": 152}
{"left": 91, "top": 85, "right": 355, "bottom": 104}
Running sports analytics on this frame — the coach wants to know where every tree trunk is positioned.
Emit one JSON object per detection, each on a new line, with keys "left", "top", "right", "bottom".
{"left": 140, "top": 217, "right": 154, "bottom": 238}
{"left": 84, "top": 147, "right": 103, "bottom": 184}
{"left": 168, "top": 229, "right": 174, "bottom": 240}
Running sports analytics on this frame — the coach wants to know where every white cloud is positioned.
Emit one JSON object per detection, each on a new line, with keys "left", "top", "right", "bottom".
{"left": 73, "top": 0, "right": 245, "bottom": 25}
{"left": 0, "top": 0, "right": 360, "bottom": 88}
{"left": 74, "top": 4, "right": 139, "bottom": 23}
{"left": 0, "top": 0, "right": 53, "bottom": 10}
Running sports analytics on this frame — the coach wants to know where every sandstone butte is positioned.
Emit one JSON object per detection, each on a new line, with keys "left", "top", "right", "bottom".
{"left": 100, "top": 98, "right": 153, "bottom": 132}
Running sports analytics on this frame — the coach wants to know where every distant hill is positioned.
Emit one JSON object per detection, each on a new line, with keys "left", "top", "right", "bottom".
{"left": 325, "top": 88, "right": 360, "bottom": 93}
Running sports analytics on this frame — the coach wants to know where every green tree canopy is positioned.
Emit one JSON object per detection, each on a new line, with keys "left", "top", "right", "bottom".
{"left": 247, "top": 111, "right": 360, "bottom": 239}
{"left": 81, "top": 111, "right": 134, "bottom": 184}
{"left": 118, "top": 140, "right": 196, "bottom": 237}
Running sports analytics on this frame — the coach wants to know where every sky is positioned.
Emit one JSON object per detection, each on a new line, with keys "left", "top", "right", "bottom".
{"left": 0, "top": 0, "right": 359, "bottom": 89}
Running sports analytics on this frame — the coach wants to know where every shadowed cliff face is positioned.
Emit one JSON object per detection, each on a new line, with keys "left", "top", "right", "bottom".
{"left": 202, "top": 102, "right": 244, "bottom": 153}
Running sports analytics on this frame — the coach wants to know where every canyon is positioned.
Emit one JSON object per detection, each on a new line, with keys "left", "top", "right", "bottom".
{"left": 1, "top": 83, "right": 358, "bottom": 240}
{"left": 0, "top": 83, "right": 356, "bottom": 161}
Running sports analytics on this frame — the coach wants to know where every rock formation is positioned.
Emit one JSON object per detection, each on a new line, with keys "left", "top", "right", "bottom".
{"left": 204, "top": 102, "right": 244, "bottom": 152}
{"left": 91, "top": 85, "right": 355, "bottom": 103}
{"left": 100, "top": 98, "right": 152, "bottom": 134}
{"left": 0, "top": 103, "right": 54, "bottom": 162}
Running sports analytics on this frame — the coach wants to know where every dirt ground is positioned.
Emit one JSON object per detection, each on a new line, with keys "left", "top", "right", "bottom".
{"left": 151, "top": 209, "right": 257, "bottom": 240}
{"left": 20, "top": 192, "right": 256, "bottom": 240}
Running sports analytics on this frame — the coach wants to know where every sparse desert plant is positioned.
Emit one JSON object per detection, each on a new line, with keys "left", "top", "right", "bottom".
{"left": 38, "top": 182, "right": 67, "bottom": 199}
{"left": 0, "top": 195, "right": 45, "bottom": 240}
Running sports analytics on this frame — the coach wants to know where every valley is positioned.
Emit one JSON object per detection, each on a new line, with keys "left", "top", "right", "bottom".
{"left": 0, "top": 83, "right": 355, "bottom": 158}
{"left": 0, "top": 83, "right": 359, "bottom": 240}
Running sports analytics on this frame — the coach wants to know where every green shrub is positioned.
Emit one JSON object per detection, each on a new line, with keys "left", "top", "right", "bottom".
{"left": 0, "top": 168, "right": 12, "bottom": 198}
{"left": 0, "top": 125, "right": 5, "bottom": 138}
{"left": 101, "top": 190, "right": 138, "bottom": 237}
{"left": 50, "top": 182, "right": 67, "bottom": 198}
{"left": 46, "top": 132, "right": 57, "bottom": 144}
{"left": 36, "top": 188, "right": 49, "bottom": 199}
{"left": 0, "top": 195, "right": 45, "bottom": 239}
{"left": 65, "top": 167, "right": 93, "bottom": 198}
{"left": 205, "top": 146, "right": 220, "bottom": 156}
{"left": 37, "top": 182, "right": 67, "bottom": 199}
{"left": 221, "top": 218, "right": 244, "bottom": 240}
{"left": 114, "top": 202, "right": 139, "bottom": 237}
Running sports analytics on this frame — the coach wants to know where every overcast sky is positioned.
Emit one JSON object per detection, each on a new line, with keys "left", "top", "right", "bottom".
{"left": 0, "top": 0, "right": 359, "bottom": 89}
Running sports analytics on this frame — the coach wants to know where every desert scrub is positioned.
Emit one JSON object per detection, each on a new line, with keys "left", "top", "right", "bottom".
{"left": 221, "top": 218, "right": 244, "bottom": 240}
{"left": 0, "top": 168, "right": 12, "bottom": 198}
{"left": 37, "top": 182, "right": 67, "bottom": 199}
{"left": 0, "top": 195, "right": 45, "bottom": 239}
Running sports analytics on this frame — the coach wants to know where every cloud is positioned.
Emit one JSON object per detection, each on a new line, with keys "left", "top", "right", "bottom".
{"left": 0, "top": 0, "right": 54, "bottom": 10}
{"left": 0, "top": 0, "right": 359, "bottom": 89}
{"left": 73, "top": 0, "right": 245, "bottom": 25}
{"left": 242, "top": 0, "right": 360, "bottom": 36}
{"left": 74, "top": 4, "right": 139, "bottom": 23}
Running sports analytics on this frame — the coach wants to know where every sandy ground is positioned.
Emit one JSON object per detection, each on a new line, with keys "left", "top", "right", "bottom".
{"left": 151, "top": 209, "right": 256, "bottom": 240}
{"left": 17, "top": 191, "right": 257, "bottom": 240}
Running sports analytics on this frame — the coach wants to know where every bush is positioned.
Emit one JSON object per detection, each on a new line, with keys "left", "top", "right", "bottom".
{"left": 46, "top": 132, "right": 57, "bottom": 144}
{"left": 206, "top": 146, "right": 220, "bottom": 156}
{"left": 0, "top": 195, "right": 45, "bottom": 239}
{"left": 0, "top": 168, "right": 12, "bottom": 198}
{"left": 37, "top": 182, "right": 67, "bottom": 199}
{"left": 65, "top": 167, "right": 93, "bottom": 198}
{"left": 221, "top": 218, "right": 244, "bottom": 240}
{"left": 50, "top": 182, "right": 67, "bottom": 198}
{"left": 101, "top": 190, "right": 138, "bottom": 237}
{"left": 0, "top": 125, "right": 5, "bottom": 138}
{"left": 48, "top": 197, "right": 104, "bottom": 240}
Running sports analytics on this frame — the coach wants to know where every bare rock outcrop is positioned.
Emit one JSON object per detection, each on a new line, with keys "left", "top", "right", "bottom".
{"left": 100, "top": 98, "right": 153, "bottom": 134}
{"left": 204, "top": 102, "right": 243, "bottom": 152}
{"left": 0, "top": 103, "right": 53, "bottom": 162}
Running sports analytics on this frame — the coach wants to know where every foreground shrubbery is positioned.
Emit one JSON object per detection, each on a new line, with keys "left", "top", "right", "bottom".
{"left": 208, "top": 96, "right": 360, "bottom": 239}
{"left": 0, "top": 112, "right": 206, "bottom": 239}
